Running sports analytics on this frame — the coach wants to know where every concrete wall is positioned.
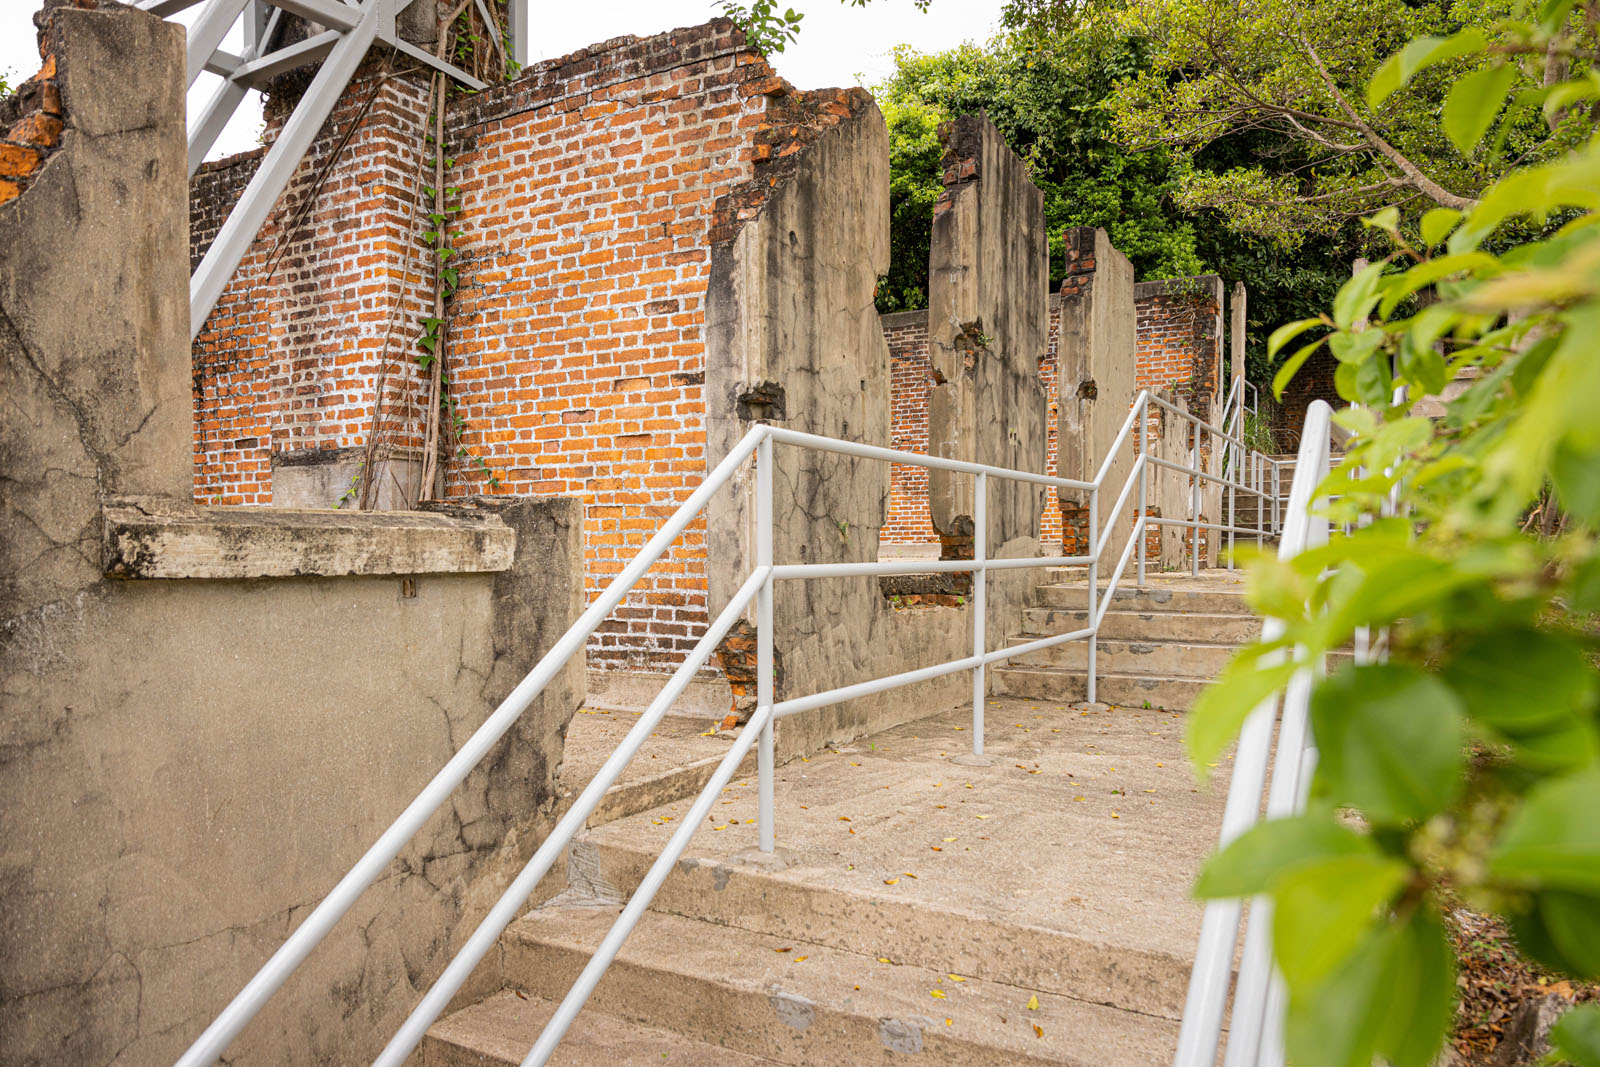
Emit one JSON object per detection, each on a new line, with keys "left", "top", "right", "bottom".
{"left": 1055, "top": 228, "right": 1138, "bottom": 566}
{"left": 0, "top": 7, "right": 584, "bottom": 1063}
{"left": 706, "top": 107, "right": 1050, "bottom": 758}
{"left": 924, "top": 114, "right": 1050, "bottom": 555}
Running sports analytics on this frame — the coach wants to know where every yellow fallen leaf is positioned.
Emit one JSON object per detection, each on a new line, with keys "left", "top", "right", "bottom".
{"left": 1111, "top": 812, "right": 1120, "bottom": 819}
{"left": 794, "top": 956, "right": 808, "bottom": 962}
{"left": 775, "top": 947, "right": 792, "bottom": 953}
{"left": 713, "top": 825, "right": 728, "bottom": 831}
{"left": 943, "top": 836, "right": 958, "bottom": 842}
{"left": 948, "top": 974, "right": 966, "bottom": 982}
{"left": 945, "top": 1018, "right": 953, "bottom": 1026}
{"left": 1073, "top": 796, "right": 1086, "bottom": 802}
{"left": 1156, "top": 762, "right": 1164, "bottom": 767}
{"left": 930, "top": 989, "right": 946, "bottom": 999}
{"left": 884, "top": 878, "right": 899, "bottom": 885}
{"left": 877, "top": 957, "right": 892, "bottom": 964}
{"left": 1027, "top": 994, "right": 1040, "bottom": 1011}
{"left": 1143, "top": 789, "right": 1156, "bottom": 794}
{"left": 930, "top": 846, "right": 942, "bottom": 851}
{"left": 903, "top": 872, "right": 917, "bottom": 879}
{"left": 975, "top": 814, "right": 989, "bottom": 820}
{"left": 838, "top": 816, "right": 852, "bottom": 822}
{"left": 1033, "top": 1023, "right": 1044, "bottom": 1038}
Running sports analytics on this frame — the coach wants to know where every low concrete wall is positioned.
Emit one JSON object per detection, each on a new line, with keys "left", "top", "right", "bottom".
{"left": 0, "top": 7, "right": 585, "bottom": 1063}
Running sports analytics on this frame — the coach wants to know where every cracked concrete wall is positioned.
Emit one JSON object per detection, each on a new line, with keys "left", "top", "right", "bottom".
{"left": 924, "top": 114, "right": 1050, "bottom": 555}
{"left": 0, "top": 7, "right": 585, "bottom": 1064}
{"left": 706, "top": 105, "right": 1048, "bottom": 759}
{"left": 1055, "top": 228, "right": 1138, "bottom": 570}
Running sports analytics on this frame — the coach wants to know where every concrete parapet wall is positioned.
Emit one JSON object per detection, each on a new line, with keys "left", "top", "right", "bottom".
{"left": 0, "top": 9, "right": 585, "bottom": 1063}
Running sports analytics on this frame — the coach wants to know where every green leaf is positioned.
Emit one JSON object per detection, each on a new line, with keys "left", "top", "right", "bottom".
{"left": 1368, "top": 30, "right": 1488, "bottom": 108}
{"left": 1195, "top": 813, "right": 1372, "bottom": 898}
{"left": 1548, "top": 1004, "right": 1600, "bottom": 1067}
{"left": 1442, "top": 628, "right": 1595, "bottom": 734}
{"left": 1310, "top": 664, "right": 1467, "bottom": 824}
{"left": 1187, "top": 654, "right": 1298, "bottom": 774}
{"left": 1273, "top": 336, "right": 1328, "bottom": 400}
{"left": 1375, "top": 906, "right": 1455, "bottom": 1067}
{"left": 1552, "top": 437, "right": 1600, "bottom": 526}
{"left": 1285, "top": 919, "right": 1394, "bottom": 1067}
{"left": 1443, "top": 62, "right": 1519, "bottom": 155}
{"left": 1272, "top": 852, "right": 1409, "bottom": 990}
{"left": 1490, "top": 769, "right": 1600, "bottom": 893}
{"left": 1419, "top": 208, "right": 1462, "bottom": 247}
{"left": 1541, "top": 890, "right": 1600, "bottom": 978}
{"left": 1267, "top": 318, "right": 1324, "bottom": 360}
{"left": 1333, "top": 261, "right": 1388, "bottom": 329}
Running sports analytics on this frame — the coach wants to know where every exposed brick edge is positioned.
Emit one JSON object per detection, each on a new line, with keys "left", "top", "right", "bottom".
{"left": 930, "top": 111, "right": 987, "bottom": 221}
{"left": 0, "top": 0, "right": 91, "bottom": 207}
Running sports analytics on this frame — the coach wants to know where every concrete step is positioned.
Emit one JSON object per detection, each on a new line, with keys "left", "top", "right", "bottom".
{"left": 423, "top": 989, "right": 777, "bottom": 1066}
{"left": 990, "top": 666, "right": 1208, "bottom": 710}
{"left": 557, "top": 708, "right": 755, "bottom": 829}
{"left": 500, "top": 905, "right": 1180, "bottom": 1065}
{"left": 550, "top": 832, "right": 1197, "bottom": 1021}
{"left": 1024, "top": 607, "right": 1260, "bottom": 643}
{"left": 1004, "top": 636, "right": 1243, "bottom": 677}
{"left": 1035, "top": 581, "right": 1250, "bottom": 615}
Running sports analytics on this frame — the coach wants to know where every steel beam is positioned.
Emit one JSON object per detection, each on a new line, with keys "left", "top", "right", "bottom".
{"left": 203, "top": 48, "right": 245, "bottom": 77}
{"left": 262, "top": 0, "right": 361, "bottom": 31}
{"left": 229, "top": 28, "right": 340, "bottom": 86}
{"left": 138, "top": 0, "right": 207, "bottom": 15}
{"left": 382, "top": 34, "right": 490, "bottom": 91}
{"left": 509, "top": 0, "right": 528, "bottom": 66}
{"left": 190, "top": 1, "right": 379, "bottom": 339}
{"left": 186, "top": 0, "right": 251, "bottom": 87}
{"left": 188, "top": 69, "right": 251, "bottom": 176}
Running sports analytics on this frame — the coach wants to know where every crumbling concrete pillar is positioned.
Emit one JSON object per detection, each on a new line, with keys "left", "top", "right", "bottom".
{"left": 1054, "top": 228, "right": 1137, "bottom": 570}
{"left": 924, "top": 113, "right": 1050, "bottom": 560}
{"left": 1230, "top": 281, "right": 1247, "bottom": 386}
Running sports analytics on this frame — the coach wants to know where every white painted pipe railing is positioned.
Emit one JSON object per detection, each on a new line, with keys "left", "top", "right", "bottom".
{"left": 176, "top": 388, "right": 1286, "bottom": 1067}
{"left": 1171, "top": 398, "right": 1366, "bottom": 1067}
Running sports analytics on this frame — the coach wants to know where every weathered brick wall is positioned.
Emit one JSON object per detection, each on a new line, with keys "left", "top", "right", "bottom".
{"left": 192, "top": 66, "right": 436, "bottom": 507}
{"left": 1275, "top": 349, "right": 1339, "bottom": 448}
{"left": 0, "top": 5, "right": 65, "bottom": 207}
{"left": 190, "top": 20, "right": 867, "bottom": 672}
{"left": 1133, "top": 276, "right": 1224, "bottom": 410}
{"left": 882, "top": 310, "right": 936, "bottom": 543}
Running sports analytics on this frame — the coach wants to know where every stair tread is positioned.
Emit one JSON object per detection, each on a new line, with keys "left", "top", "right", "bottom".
{"left": 994, "top": 663, "right": 1219, "bottom": 683}
{"left": 1010, "top": 635, "right": 1249, "bottom": 650}
{"left": 505, "top": 905, "right": 1180, "bottom": 1065}
{"left": 426, "top": 989, "right": 777, "bottom": 1066}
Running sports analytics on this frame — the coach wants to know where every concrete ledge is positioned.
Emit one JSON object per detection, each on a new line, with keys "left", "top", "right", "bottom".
{"left": 102, "top": 496, "right": 516, "bottom": 579}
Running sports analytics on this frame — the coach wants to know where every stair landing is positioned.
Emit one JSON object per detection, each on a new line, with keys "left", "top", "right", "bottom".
{"left": 425, "top": 696, "right": 1232, "bottom": 1065}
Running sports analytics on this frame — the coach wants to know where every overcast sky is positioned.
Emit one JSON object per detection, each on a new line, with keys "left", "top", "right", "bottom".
{"left": 0, "top": 1, "right": 1004, "bottom": 161}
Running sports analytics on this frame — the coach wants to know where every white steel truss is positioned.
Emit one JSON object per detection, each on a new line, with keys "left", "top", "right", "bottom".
{"left": 142, "top": 0, "right": 528, "bottom": 339}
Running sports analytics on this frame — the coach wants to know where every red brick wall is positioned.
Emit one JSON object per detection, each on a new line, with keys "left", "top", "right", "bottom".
{"left": 192, "top": 67, "right": 436, "bottom": 506}
{"left": 1133, "top": 276, "right": 1224, "bottom": 411}
{"left": 1275, "top": 349, "right": 1339, "bottom": 449}
{"left": 190, "top": 21, "right": 867, "bottom": 672}
{"left": 882, "top": 311, "right": 936, "bottom": 543}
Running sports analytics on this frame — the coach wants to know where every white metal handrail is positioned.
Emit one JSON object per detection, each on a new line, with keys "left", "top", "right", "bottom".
{"left": 177, "top": 386, "right": 1285, "bottom": 1067}
{"left": 1172, "top": 398, "right": 1364, "bottom": 1067}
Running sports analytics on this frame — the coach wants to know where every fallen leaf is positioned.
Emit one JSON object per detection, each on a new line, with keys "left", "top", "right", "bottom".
{"left": 903, "top": 872, "right": 917, "bottom": 879}
{"left": 943, "top": 836, "right": 958, "bottom": 842}
{"left": 1033, "top": 1023, "right": 1044, "bottom": 1038}
{"left": 884, "top": 878, "right": 899, "bottom": 885}
{"left": 878, "top": 957, "right": 892, "bottom": 964}
{"left": 1027, "top": 994, "right": 1040, "bottom": 1011}
{"left": 1111, "top": 812, "right": 1120, "bottom": 819}
{"left": 930, "top": 989, "right": 946, "bottom": 999}
{"left": 775, "top": 947, "right": 792, "bottom": 953}
{"left": 794, "top": 956, "right": 808, "bottom": 962}
{"left": 975, "top": 814, "right": 989, "bottom": 820}
{"left": 712, "top": 825, "right": 728, "bottom": 831}
{"left": 945, "top": 1018, "right": 953, "bottom": 1026}
{"left": 1073, "top": 796, "right": 1086, "bottom": 802}
{"left": 930, "top": 846, "right": 942, "bottom": 851}
{"left": 948, "top": 974, "right": 966, "bottom": 982}
{"left": 838, "top": 816, "right": 852, "bottom": 822}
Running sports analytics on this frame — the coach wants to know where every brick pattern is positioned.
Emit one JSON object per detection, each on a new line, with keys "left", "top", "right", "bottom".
{"left": 0, "top": 4, "right": 73, "bottom": 207}
{"left": 1133, "top": 278, "right": 1224, "bottom": 411}
{"left": 882, "top": 313, "right": 937, "bottom": 544}
{"left": 1275, "top": 348, "right": 1339, "bottom": 448}
{"left": 189, "top": 20, "right": 873, "bottom": 671}
{"left": 192, "top": 66, "right": 437, "bottom": 506}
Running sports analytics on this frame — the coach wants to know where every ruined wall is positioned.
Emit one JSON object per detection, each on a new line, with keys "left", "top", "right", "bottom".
{"left": 924, "top": 115, "right": 1050, "bottom": 557}
{"left": 704, "top": 107, "right": 1050, "bottom": 757}
{"left": 1133, "top": 275, "right": 1225, "bottom": 410}
{"left": 1, "top": 9, "right": 583, "bottom": 1063}
{"left": 882, "top": 309, "right": 938, "bottom": 544}
{"left": 189, "top": 21, "right": 877, "bottom": 676}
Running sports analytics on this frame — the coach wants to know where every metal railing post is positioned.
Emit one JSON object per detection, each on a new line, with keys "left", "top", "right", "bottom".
{"left": 1137, "top": 393, "right": 1148, "bottom": 587}
{"left": 757, "top": 434, "right": 775, "bottom": 854}
{"left": 1087, "top": 484, "right": 1098, "bottom": 704}
{"left": 971, "top": 471, "right": 988, "bottom": 757}
{"left": 1273, "top": 462, "right": 1281, "bottom": 536}
{"left": 1190, "top": 422, "right": 1202, "bottom": 576}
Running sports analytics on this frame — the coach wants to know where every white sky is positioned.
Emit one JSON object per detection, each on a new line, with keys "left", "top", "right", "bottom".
{"left": 0, "top": 1, "right": 1004, "bottom": 161}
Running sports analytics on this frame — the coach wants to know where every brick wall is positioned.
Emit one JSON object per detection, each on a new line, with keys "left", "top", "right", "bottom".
{"left": 190, "top": 20, "right": 872, "bottom": 672}
{"left": 1133, "top": 276, "right": 1224, "bottom": 410}
{"left": 1275, "top": 349, "right": 1339, "bottom": 449}
{"left": 882, "top": 310, "right": 936, "bottom": 543}
{"left": 0, "top": 4, "right": 68, "bottom": 207}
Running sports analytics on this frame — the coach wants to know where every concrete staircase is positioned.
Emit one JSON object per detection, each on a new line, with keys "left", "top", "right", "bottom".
{"left": 420, "top": 572, "right": 1262, "bottom": 1065}
{"left": 421, "top": 692, "right": 1229, "bottom": 1065}
{"left": 993, "top": 571, "right": 1258, "bottom": 709}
